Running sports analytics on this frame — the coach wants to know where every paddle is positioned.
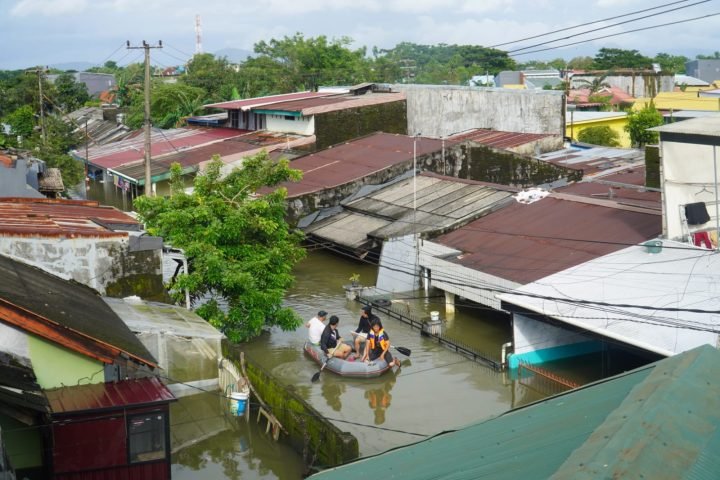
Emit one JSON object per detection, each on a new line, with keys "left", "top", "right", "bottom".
{"left": 350, "top": 331, "right": 412, "bottom": 357}
{"left": 311, "top": 346, "right": 337, "bottom": 383}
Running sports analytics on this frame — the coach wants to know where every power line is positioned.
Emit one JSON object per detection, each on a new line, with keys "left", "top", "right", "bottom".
{"left": 506, "top": 0, "right": 711, "bottom": 54}
{"left": 512, "top": 12, "right": 720, "bottom": 57}
{"left": 490, "top": 0, "right": 696, "bottom": 48}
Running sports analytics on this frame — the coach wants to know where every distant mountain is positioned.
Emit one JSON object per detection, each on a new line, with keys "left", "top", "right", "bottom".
{"left": 214, "top": 48, "right": 253, "bottom": 63}
{"left": 49, "top": 61, "right": 96, "bottom": 72}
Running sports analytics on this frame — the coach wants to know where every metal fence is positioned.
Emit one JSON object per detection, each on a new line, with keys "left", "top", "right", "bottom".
{"left": 517, "top": 361, "right": 580, "bottom": 397}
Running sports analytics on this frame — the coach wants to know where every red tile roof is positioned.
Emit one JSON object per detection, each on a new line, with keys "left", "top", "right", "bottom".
{"left": 448, "top": 129, "right": 556, "bottom": 149}
{"left": 0, "top": 197, "right": 138, "bottom": 238}
{"left": 436, "top": 194, "right": 661, "bottom": 284}
{"left": 205, "top": 91, "right": 334, "bottom": 110}
{"left": 276, "top": 133, "right": 446, "bottom": 198}
{"left": 46, "top": 377, "right": 174, "bottom": 414}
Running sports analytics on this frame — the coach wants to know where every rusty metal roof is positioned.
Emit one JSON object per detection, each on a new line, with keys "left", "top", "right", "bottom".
{"left": 0, "top": 197, "right": 139, "bottom": 238}
{"left": 436, "top": 194, "right": 662, "bottom": 284}
{"left": 449, "top": 129, "right": 555, "bottom": 149}
{"left": 46, "top": 377, "right": 174, "bottom": 414}
{"left": 256, "top": 93, "right": 406, "bottom": 116}
{"left": 536, "top": 146, "right": 644, "bottom": 177}
{"left": 205, "top": 91, "right": 334, "bottom": 110}
{"left": 280, "top": 133, "right": 446, "bottom": 198}
{"left": 556, "top": 182, "right": 660, "bottom": 210}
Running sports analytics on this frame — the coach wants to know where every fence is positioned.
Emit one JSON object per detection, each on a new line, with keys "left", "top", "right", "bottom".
{"left": 517, "top": 361, "right": 580, "bottom": 397}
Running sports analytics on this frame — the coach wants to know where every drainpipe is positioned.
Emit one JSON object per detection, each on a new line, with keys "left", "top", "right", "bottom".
{"left": 501, "top": 342, "right": 513, "bottom": 370}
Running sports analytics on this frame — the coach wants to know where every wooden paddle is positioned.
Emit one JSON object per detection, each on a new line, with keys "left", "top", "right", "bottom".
{"left": 351, "top": 331, "right": 412, "bottom": 357}
{"left": 311, "top": 346, "right": 337, "bottom": 383}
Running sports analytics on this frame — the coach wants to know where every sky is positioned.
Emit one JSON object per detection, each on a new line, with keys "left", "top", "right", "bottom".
{"left": 1, "top": 0, "right": 719, "bottom": 70}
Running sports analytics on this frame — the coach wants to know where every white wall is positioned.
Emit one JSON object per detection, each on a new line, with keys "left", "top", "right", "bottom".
{"left": 512, "top": 313, "right": 593, "bottom": 357}
{"left": 265, "top": 114, "right": 315, "bottom": 135}
{"left": 376, "top": 236, "right": 418, "bottom": 293}
{"left": 661, "top": 140, "right": 720, "bottom": 240}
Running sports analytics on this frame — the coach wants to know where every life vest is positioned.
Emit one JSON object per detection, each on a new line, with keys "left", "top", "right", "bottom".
{"left": 368, "top": 329, "right": 389, "bottom": 352}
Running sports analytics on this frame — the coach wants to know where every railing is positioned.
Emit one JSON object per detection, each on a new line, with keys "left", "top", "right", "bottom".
{"left": 517, "top": 361, "right": 580, "bottom": 397}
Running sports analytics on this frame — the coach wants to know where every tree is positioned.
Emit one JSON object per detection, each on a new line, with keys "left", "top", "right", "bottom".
{"left": 654, "top": 53, "right": 688, "bottom": 73}
{"left": 183, "top": 53, "right": 236, "bottom": 101}
{"left": 593, "top": 48, "right": 653, "bottom": 70}
{"left": 3, "top": 105, "right": 35, "bottom": 138}
{"left": 134, "top": 152, "right": 306, "bottom": 342}
{"left": 625, "top": 105, "right": 663, "bottom": 147}
{"left": 53, "top": 73, "right": 90, "bottom": 111}
{"left": 575, "top": 73, "right": 611, "bottom": 94}
{"left": 578, "top": 126, "right": 620, "bottom": 147}
{"left": 568, "top": 56, "right": 594, "bottom": 70}
{"left": 696, "top": 51, "right": 720, "bottom": 59}
{"left": 149, "top": 83, "right": 207, "bottom": 129}
{"left": 26, "top": 115, "right": 85, "bottom": 187}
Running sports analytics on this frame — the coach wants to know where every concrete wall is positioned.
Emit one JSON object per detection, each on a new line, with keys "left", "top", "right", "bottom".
{"left": 0, "top": 235, "right": 165, "bottom": 299}
{"left": 393, "top": 85, "right": 564, "bottom": 137}
{"left": 376, "top": 235, "right": 418, "bottom": 293}
{"left": 266, "top": 114, "right": 315, "bottom": 136}
{"left": 571, "top": 73, "right": 674, "bottom": 98}
{"left": 686, "top": 59, "right": 720, "bottom": 84}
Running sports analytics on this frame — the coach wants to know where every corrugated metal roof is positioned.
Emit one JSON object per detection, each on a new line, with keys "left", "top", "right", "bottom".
{"left": 204, "top": 91, "right": 334, "bottom": 110}
{"left": 257, "top": 92, "right": 406, "bottom": 116}
{"left": 536, "top": 145, "right": 644, "bottom": 176}
{"left": 46, "top": 377, "right": 174, "bottom": 414}
{"left": 555, "top": 182, "right": 660, "bottom": 209}
{"left": 0, "top": 197, "right": 138, "bottom": 238}
{"left": 312, "top": 345, "right": 720, "bottom": 480}
{"left": 436, "top": 194, "right": 661, "bottom": 284}
{"left": 0, "top": 254, "right": 156, "bottom": 365}
{"left": 279, "top": 133, "right": 446, "bottom": 198}
{"left": 499, "top": 239, "right": 720, "bottom": 357}
{"left": 651, "top": 116, "right": 720, "bottom": 136}
{"left": 449, "top": 129, "right": 555, "bottom": 149}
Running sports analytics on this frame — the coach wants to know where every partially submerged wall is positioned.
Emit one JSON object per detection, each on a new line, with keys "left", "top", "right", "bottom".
{"left": 224, "top": 343, "right": 359, "bottom": 468}
{"left": 394, "top": 85, "right": 564, "bottom": 138}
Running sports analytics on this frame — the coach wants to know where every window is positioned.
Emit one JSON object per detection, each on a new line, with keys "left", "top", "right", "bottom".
{"left": 128, "top": 412, "right": 167, "bottom": 463}
{"left": 284, "top": 115, "right": 296, "bottom": 121}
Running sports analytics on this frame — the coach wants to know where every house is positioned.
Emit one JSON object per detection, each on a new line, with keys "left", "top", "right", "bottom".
{"left": 204, "top": 88, "right": 407, "bottom": 150}
{"left": 310, "top": 344, "right": 720, "bottom": 479}
{"left": 570, "top": 69, "right": 674, "bottom": 98}
{"left": 0, "top": 197, "right": 165, "bottom": 300}
{"left": 650, "top": 116, "right": 720, "bottom": 242}
{"left": 633, "top": 91, "right": 720, "bottom": 112}
{"left": 65, "top": 107, "right": 133, "bottom": 147}
{"left": 567, "top": 86, "right": 635, "bottom": 110}
{"left": 565, "top": 111, "right": 631, "bottom": 147}
{"left": 674, "top": 73, "right": 710, "bottom": 89}
{"left": 0, "top": 254, "right": 174, "bottom": 479}
{"left": 47, "top": 72, "right": 116, "bottom": 98}
{"left": 685, "top": 58, "right": 720, "bottom": 84}
{"left": 0, "top": 151, "right": 45, "bottom": 198}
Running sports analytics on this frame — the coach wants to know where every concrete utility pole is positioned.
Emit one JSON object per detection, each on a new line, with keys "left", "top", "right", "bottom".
{"left": 26, "top": 67, "right": 48, "bottom": 145}
{"left": 127, "top": 40, "right": 162, "bottom": 196}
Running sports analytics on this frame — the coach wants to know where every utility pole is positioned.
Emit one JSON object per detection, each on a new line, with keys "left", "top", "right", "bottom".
{"left": 26, "top": 67, "right": 48, "bottom": 145}
{"left": 127, "top": 40, "right": 162, "bottom": 196}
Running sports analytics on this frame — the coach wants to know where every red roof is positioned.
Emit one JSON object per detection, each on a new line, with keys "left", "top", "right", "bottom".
{"left": 0, "top": 197, "right": 139, "bottom": 238}
{"left": 46, "top": 377, "right": 175, "bottom": 414}
{"left": 556, "top": 182, "right": 660, "bottom": 210}
{"left": 449, "top": 129, "right": 556, "bottom": 149}
{"left": 253, "top": 93, "right": 406, "bottom": 115}
{"left": 436, "top": 194, "right": 661, "bottom": 284}
{"left": 88, "top": 128, "right": 245, "bottom": 170}
{"left": 205, "top": 91, "right": 334, "bottom": 110}
{"left": 276, "top": 133, "right": 446, "bottom": 198}
{"left": 568, "top": 87, "right": 635, "bottom": 105}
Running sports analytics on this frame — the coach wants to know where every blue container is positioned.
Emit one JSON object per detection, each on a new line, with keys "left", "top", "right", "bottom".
{"left": 230, "top": 391, "right": 249, "bottom": 416}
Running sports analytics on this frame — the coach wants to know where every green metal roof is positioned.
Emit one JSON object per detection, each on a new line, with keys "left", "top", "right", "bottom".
{"left": 312, "top": 345, "right": 720, "bottom": 479}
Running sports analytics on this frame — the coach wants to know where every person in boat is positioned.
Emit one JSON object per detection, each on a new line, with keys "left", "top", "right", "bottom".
{"left": 306, "top": 310, "right": 327, "bottom": 345}
{"left": 362, "top": 319, "right": 401, "bottom": 367}
{"left": 320, "top": 315, "right": 352, "bottom": 359}
{"left": 353, "top": 305, "right": 379, "bottom": 355}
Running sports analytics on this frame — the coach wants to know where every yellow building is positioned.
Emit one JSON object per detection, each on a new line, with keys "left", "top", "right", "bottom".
{"left": 566, "top": 111, "right": 631, "bottom": 148}
{"left": 634, "top": 91, "right": 720, "bottom": 112}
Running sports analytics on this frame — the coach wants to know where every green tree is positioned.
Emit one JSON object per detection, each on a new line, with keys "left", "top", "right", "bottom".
{"left": 593, "top": 48, "right": 653, "bottom": 70}
{"left": 150, "top": 83, "right": 207, "bottom": 128}
{"left": 568, "top": 56, "right": 594, "bottom": 70}
{"left": 696, "top": 51, "right": 720, "bottom": 59}
{"left": 654, "top": 53, "right": 688, "bottom": 73}
{"left": 53, "top": 73, "right": 90, "bottom": 111}
{"left": 26, "top": 115, "right": 85, "bottom": 187}
{"left": 625, "top": 105, "right": 663, "bottom": 147}
{"left": 575, "top": 73, "right": 611, "bottom": 93}
{"left": 3, "top": 105, "right": 36, "bottom": 138}
{"left": 183, "top": 53, "right": 236, "bottom": 101}
{"left": 135, "top": 152, "right": 306, "bottom": 342}
{"left": 578, "top": 126, "right": 620, "bottom": 147}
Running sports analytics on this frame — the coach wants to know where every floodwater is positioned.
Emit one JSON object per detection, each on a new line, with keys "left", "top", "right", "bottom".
{"left": 170, "top": 248, "right": 642, "bottom": 479}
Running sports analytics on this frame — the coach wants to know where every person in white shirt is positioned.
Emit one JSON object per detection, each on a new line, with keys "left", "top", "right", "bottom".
{"left": 306, "top": 310, "right": 327, "bottom": 345}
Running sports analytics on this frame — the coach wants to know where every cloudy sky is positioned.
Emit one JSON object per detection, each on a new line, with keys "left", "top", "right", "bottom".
{"left": 1, "top": 0, "right": 718, "bottom": 69}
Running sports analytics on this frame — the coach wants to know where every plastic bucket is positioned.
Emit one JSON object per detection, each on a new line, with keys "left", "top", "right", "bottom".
{"left": 230, "top": 391, "right": 249, "bottom": 416}
{"left": 430, "top": 311, "right": 440, "bottom": 322}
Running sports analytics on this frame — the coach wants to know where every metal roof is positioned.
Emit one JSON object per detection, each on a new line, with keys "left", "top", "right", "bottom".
{"left": 555, "top": 181, "right": 660, "bottom": 210}
{"left": 674, "top": 74, "right": 710, "bottom": 86}
{"left": 499, "top": 240, "right": 720, "bottom": 357}
{"left": 312, "top": 345, "right": 720, "bottom": 480}
{"left": 650, "top": 116, "right": 720, "bottom": 137}
{"left": 305, "top": 174, "right": 515, "bottom": 247}
{"left": 0, "top": 254, "right": 156, "bottom": 366}
{"left": 435, "top": 193, "right": 661, "bottom": 284}
{"left": 0, "top": 197, "right": 138, "bottom": 238}
{"left": 536, "top": 145, "right": 644, "bottom": 176}
{"left": 85, "top": 127, "right": 245, "bottom": 169}
{"left": 204, "top": 91, "right": 333, "bottom": 110}
{"left": 256, "top": 92, "right": 406, "bottom": 116}
{"left": 448, "top": 129, "right": 555, "bottom": 149}
{"left": 569, "top": 111, "right": 627, "bottom": 122}
{"left": 46, "top": 377, "right": 174, "bottom": 414}
{"left": 280, "top": 133, "right": 446, "bottom": 198}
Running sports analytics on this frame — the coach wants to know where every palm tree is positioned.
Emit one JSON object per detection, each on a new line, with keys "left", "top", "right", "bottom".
{"left": 575, "top": 72, "right": 612, "bottom": 94}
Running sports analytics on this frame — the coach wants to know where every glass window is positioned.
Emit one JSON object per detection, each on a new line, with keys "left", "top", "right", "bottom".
{"left": 128, "top": 412, "right": 166, "bottom": 463}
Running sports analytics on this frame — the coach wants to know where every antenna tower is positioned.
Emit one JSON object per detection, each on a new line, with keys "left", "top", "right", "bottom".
{"left": 195, "top": 14, "right": 203, "bottom": 54}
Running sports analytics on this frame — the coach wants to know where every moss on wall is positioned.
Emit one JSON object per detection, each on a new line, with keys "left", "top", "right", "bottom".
{"left": 105, "top": 249, "right": 170, "bottom": 302}
{"left": 645, "top": 145, "right": 661, "bottom": 189}
{"left": 314, "top": 100, "right": 407, "bottom": 150}
{"left": 462, "top": 144, "right": 582, "bottom": 187}
{"left": 223, "top": 342, "right": 359, "bottom": 468}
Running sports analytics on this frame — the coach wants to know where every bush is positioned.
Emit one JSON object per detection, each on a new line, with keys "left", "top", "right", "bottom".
{"left": 577, "top": 126, "right": 620, "bottom": 147}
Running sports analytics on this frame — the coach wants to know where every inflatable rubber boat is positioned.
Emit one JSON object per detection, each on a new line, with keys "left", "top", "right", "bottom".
{"left": 303, "top": 341, "right": 392, "bottom": 379}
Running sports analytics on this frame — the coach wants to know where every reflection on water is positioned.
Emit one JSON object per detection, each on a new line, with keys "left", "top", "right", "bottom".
{"left": 364, "top": 369, "right": 397, "bottom": 425}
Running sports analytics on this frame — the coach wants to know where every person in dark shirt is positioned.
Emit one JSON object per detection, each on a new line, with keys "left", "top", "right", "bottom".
{"left": 320, "top": 315, "right": 351, "bottom": 359}
{"left": 354, "top": 305, "right": 380, "bottom": 354}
